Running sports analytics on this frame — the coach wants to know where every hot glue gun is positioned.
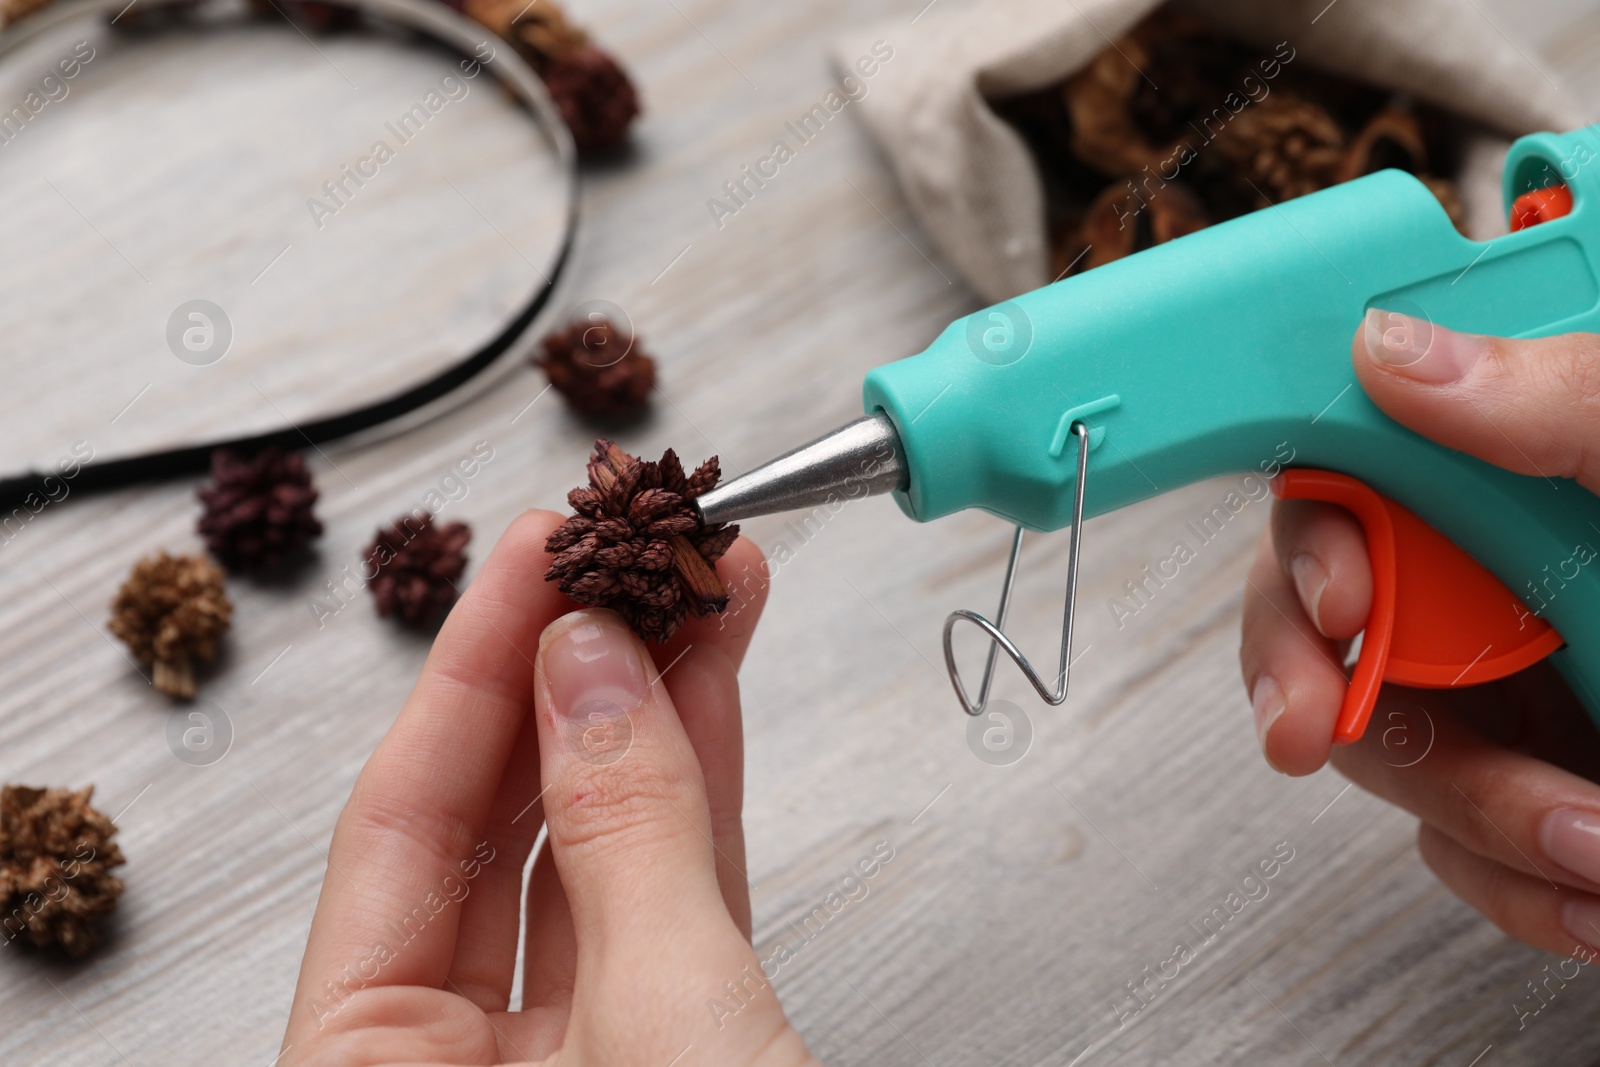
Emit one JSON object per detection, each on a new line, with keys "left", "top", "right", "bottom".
{"left": 692, "top": 127, "right": 1600, "bottom": 743}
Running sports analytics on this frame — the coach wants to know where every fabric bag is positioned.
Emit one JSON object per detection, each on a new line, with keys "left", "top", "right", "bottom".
{"left": 834, "top": 0, "right": 1585, "bottom": 302}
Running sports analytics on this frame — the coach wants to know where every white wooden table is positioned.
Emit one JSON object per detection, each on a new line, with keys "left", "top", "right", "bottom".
{"left": 2, "top": 1, "right": 1599, "bottom": 1064}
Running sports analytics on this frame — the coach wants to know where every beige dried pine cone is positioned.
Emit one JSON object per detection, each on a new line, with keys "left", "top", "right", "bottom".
{"left": 109, "top": 552, "right": 232, "bottom": 699}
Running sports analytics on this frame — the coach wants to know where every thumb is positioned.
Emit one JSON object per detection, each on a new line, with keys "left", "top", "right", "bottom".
{"left": 533, "top": 610, "right": 785, "bottom": 1059}
{"left": 534, "top": 608, "right": 736, "bottom": 949}
{"left": 1355, "top": 309, "right": 1600, "bottom": 494}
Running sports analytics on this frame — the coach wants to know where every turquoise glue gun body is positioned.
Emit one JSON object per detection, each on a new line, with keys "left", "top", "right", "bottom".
{"left": 861, "top": 128, "right": 1600, "bottom": 741}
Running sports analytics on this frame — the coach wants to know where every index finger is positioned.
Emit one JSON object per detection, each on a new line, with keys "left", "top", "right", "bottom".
{"left": 286, "top": 509, "right": 568, "bottom": 1041}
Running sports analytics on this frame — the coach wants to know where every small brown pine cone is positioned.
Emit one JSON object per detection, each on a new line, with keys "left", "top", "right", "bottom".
{"left": 545, "top": 440, "right": 737, "bottom": 643}
{"left": 1148, "top": 181, "right": 1210, "bottom": 244}
{"left": 536, "top": 316, "right": 655, "bottom": 419}
{"left": 366, "top": 513, "right": 472, "bottom": 626}
{"left": 197, "top": 448, "right": 323, "bottom": 572}
{"left": 1335, "top": 105, "right": 1429, "bottom": 185}
{"left": 1077, "top": 183, "right": 1145, "bottom": 270}
{"left": 461, "top": 0, "right": 639, "bottom": 155}
{"left": 1062, "top": 35, "right": 1175, "bottom": 177}
{"left": 109, "top": 553, "right": 232, "bottom": 699}
{"left": 0, "top": 785, "right": 125, "bottom": 958}
{"left": 1062, "top": 179, "right": 1211, "bottom": 276}
{"left": 464, "top": 0, "right": 587, "bottom": 58}
{"left": 1333, "top": 104, "right": 1466, "bottom": 233}
{"left": 1211, "top": 90, "right": 1346, "bottom": 204}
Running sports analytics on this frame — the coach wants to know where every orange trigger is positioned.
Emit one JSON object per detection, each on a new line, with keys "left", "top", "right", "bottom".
{"left": 1510, "top": 183, "right": 1573, "bottom": 231}
{"left": 1270, "top": 470, "right": 1563, "bottom": 744}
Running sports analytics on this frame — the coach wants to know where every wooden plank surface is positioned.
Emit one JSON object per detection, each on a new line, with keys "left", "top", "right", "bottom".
{"left": 2, "top": 1, "right": 1599, "bottom": 1064}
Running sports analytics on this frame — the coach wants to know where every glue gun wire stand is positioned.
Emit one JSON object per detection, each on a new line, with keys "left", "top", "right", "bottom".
{"left": 694, "top": 413, "right": 1094, "bottom": 718}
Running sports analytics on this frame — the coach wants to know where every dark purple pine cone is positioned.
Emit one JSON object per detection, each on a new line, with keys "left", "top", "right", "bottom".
{"left": 366, "top": 512, "right": 472, "bottom": 626}
{"left": 542, "top": 44, "right": 640, "bottom": 155}
{"left": 536, "top": 316, "right": 655, "bottom": 419}
{"left": 545, "top": 440, "right": 738, "bottom": 643}
{"left": 197, "top": 448, "right": 322, "bottom": 572}
{"left": 457, "top": 0, "right": 639, "bottom": 156}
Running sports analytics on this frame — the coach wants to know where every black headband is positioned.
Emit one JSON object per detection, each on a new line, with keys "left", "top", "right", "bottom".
{"left": 0, "top": 0, "right": 579, "bottom": 509}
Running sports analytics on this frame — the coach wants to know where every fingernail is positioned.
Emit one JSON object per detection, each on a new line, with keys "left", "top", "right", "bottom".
{"left": 1289, "top": 553, "right": 1329, "bottom": 637}
{"left": 1251, "top": 674, "right": 1287, "bottom": 770}
{"left": 1562, "top": 897, "right": 1600, "bottom": 949}
{"left": 1362, "top": 308, "right": 1487, "bottom": 383}
{"left": 1542, "top": 809, "right": 1600, "bottom": 885}
{"left": 538, "top": 609, "right": 651, "bottom": 721}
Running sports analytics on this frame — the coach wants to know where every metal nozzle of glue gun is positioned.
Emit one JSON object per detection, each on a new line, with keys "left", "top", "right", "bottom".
{"left": 693, "top": 413, "right": 908, "bottom": 527}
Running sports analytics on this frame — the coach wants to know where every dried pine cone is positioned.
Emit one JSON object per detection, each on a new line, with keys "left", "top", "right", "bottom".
{"left": 1335, "top": 105, "right": 1429, "bottom": 184}
{"left": 365, "top": 512, "right": 472, "bottom": 626}
{"left": 1063, "top": 35, "right": 1177, "bottom": 177}
{"left": 197, "top": 448, "right": 323, "bottom": 572}
{"left": 1022, "top": 11, "right": 1472, "bottom": 279}
{"left": 1336, "top": 106, "right": 1466, "bottom": 231}
{"left": 1210, "top": 90, "right": 1346, "bottom": 204}
{"left": 1063, "top": 180, "right": 1210, "bottom": 275}
{"left": 462, "top": 0, "right": 639, "bottom": 154}
{"left": 545, "top": 440, "right": 737, "bottom": 643}
{"left": 109, "top": 553, "right": 232, "bottom": 699}
{"left": 536, "top": 316, "right": 656, "bottom": 419}
{"left": 0, "top": 785, "right": 125, "bottom": 958}
{"left": 540, "top": 46, "right": 640, "bottom": 155}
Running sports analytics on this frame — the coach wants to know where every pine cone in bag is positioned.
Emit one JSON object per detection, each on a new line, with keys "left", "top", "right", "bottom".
{"left": 1211, "top": 90, "right": 1347, "bottom": 204}
{"left": 1336, "top": 105, "right": 1466, "bottom": 229}
{"left": 1063, "top": 35, "right": 1175, "bottom": 178}
{"left": 1017, "top": 9, "right": 1474, "bottom": 278}
{"left": 1055, "top": 179, "right": 1210, "bottom": 277}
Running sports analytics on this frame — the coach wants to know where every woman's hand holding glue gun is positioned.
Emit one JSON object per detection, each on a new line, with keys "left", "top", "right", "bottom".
{"left": 1241, "top": 311, "right": 1600, "bottom": 956}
